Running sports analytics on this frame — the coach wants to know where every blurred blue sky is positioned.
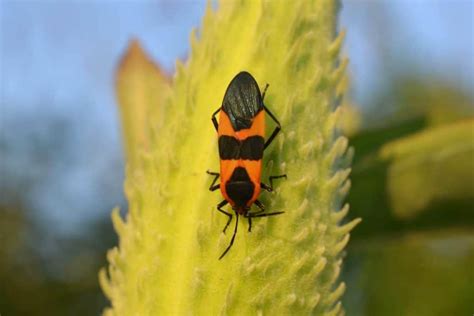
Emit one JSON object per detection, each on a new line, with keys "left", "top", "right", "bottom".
{"left": 341, "top": 0, "right": 473, "bottom": 102}
{"left": 1, "top": 1, "right": 207, "bottom": 235}
{"left": 0, "top": 1, "right": 472, "bottom": 237}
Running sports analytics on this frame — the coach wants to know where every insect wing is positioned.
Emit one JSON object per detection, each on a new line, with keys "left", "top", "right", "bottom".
{"left": 222, "top": 71, "right": 263, "bottom": 131}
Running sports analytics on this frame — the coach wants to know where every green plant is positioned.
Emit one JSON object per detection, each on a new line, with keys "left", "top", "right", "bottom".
{"left": 342, "top": 78, "right": 474, "bottom": 315}
{"left": 100, "top": 1, "right": 359, "bottom": 315}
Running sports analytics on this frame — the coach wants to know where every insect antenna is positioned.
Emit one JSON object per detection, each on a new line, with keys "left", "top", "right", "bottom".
{"left": 219, "top": 213, "right": 239, "bottom": 260}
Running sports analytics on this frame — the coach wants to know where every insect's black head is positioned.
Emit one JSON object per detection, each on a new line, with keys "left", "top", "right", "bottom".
{"left": 232, "top": 204, "right": 250, "bottom": 216}
{"left": 226, "top": 167, "right": 255, "bottom": 215}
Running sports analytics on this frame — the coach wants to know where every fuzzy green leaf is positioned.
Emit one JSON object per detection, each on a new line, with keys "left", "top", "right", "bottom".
{"left": 101, "top": 1, "right": 357, "bottom": 315}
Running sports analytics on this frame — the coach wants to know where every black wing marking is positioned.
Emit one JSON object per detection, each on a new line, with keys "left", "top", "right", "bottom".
{"left": 218, "top": 135, "right": 264, "bottom": 160}
{"left": 240, "top": 136, "right": 264, "bottom": 160}
{"left": 219, "top": 136, "right": 240, "bottom": 160}
{"left": 221, "top": 71, "right": 264, "bottom": 131}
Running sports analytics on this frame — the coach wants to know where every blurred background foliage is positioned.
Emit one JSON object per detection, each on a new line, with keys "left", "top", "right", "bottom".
{"left": 0, "top": 1, "right": 472, "bottom": 315}
{"left": 342, "top": 77, "right": 474, "bottom": 315}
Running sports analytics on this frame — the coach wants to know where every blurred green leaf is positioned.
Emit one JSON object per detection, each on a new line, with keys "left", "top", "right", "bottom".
{"left": 115, "top": 39, "right": 171, "bottom": 170}
{"left": 341, "top": 75, "right": 474, "bottom": 316}
{"left": 348, "top": 118, "right": 474, "bottom": 237}
{"left": 380, "top": 119, "right": 474, "bottom": 219}
{"left": 343, "top": 229, "right": 474, "bottom": 316}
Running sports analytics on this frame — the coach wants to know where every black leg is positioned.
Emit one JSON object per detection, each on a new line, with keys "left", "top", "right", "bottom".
{"left": 263, "top": 104, "right": 282, "bottom": 150}
{"left": 261, "top": 83, "right": 269, "bottom": 101}
{"left": 255, "top": 199, "right": 265, "bottom": 212}
{"left": 248, "top": 200, "right": 263, "bottom": 231}
{"left": 260, "top": 83, "right": 282, "bottom": 150}
{"left": 261, "top": 174, "right": 287, "bottom": 192}
{"left": 219, "top": 212, "right": 239, "bottom": 260}
{"left": 261, "top": 182, "right": 272, "bottom": 192}
{"left": 206, "top": 170, "right": 220, "bottom": 191}
{"left": 246, "top": 211, "right": 284, "bottom": 218}
{"left": 216, "top": 200, "right": 232, "bottom": 233}
{"left": 211, "top": 108, "right": 220, "bottom": 131}
{"left": 269, "top": 174, "right": 287, "bottom": 190}
{"left": 245, "top": 200, "right": 284, "bottom": 218}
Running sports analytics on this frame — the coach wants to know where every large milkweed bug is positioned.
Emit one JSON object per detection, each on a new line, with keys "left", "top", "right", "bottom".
{"left": 207, "top": 71, "right": 287, "bottom": 259}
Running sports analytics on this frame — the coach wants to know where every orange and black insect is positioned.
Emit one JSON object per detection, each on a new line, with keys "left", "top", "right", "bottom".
{"left": 207, "top": 71, "right": 286, "bottom": 259}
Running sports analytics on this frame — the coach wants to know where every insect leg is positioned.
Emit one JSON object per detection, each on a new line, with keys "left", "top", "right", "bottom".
{"left": 219, "top": 213, "right": 239, "bottom": 260}
{"left": 206, "top": 170, "right": 220, "bottom": 191}
{"left": 211, "top": 108, "right": 220, "bottom": 131}
{"left": 216, "top": 200, "right": 232, "bottom": 233}
{"left": 247, "top": 200, "right": 284, "bottom": 218}
{"left": 247, "top": 211, "right": 285, "bottom": 218}
{"left": 269, "top": 174, "right": 287, "bottom": 190}
{"left": 261, "top": 174, "right": 287, "bottom": 192}
{"left": 261, "top": 83, "right": 270, "bottom": 101}
{"left": 261, "top": 182, "right": 272, "bottom": 192}
{"left": 263, "top": 104, "right": 282, "bottom": 150}
{"left": 246, "top": 200, "right": 265, "bottom": 232}
{"left": 254, "top": 199, "right": 265, "bottom": 212}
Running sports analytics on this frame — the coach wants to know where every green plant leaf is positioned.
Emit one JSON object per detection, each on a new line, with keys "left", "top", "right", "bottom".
{"left": 100, "top": 1, "right": 358, "bottom": 315}
{"left": 115, "top": 39, "right": 171, "bottom": 170}
{"left": 381, "top": 119, "right": 474, "bottom": 219}
{"left": 344, "top": 229, "right": 474, "bottom": 316}
{"left": 348, "top": 119, "right": 474, "bottom": 237}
